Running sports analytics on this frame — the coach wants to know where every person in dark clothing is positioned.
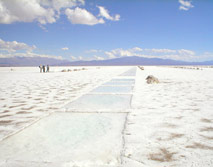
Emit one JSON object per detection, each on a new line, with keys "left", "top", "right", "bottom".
{"left": 46, "top": 65, "right": 49, "bottom": 72}
{"left": 42, "top": 65, "right": 45, "bottom": 73}
{"left": 39, "top": 65, "right": 42, "bottom": 73}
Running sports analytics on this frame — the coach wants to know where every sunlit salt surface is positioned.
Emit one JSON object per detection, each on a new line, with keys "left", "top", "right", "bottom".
{"left": 65, "top": 94, "right": 132, "bottom": 112}
{"left": 0, "top": 66, "right": 130, "bottom": 141}
{"left": 0, "top": 113, "right": 126, "bottom": 166}
{"left": 119, "top": 67, "right": 137, "bottom": 76}
{"left": 91, "top": 86, "right": 133, "bottom": 93}
{"left": 103, "top": 81, "right": 134, "bottom": 86}
{"left": 1, "top": 66, "right": 213, "bottom": 166}
{"left": 110, "top": 78, "right": 135, "bottom": 82}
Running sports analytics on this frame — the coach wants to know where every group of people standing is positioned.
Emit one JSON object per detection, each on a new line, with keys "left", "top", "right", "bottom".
{"left": 39, "top": 65, "right": 49, "bottom": 73}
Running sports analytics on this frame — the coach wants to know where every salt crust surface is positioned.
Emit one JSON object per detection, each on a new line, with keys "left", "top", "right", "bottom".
{"left": 124, "top": 66, "right": 213, "bottom": 167}
{"left": 0, "top": 66, "right": 128, "bottom": 140}
{"left": 0, "top": 66, "right": 213, "bottom": 166}
{"left": 65, "top": 94, "right": 132, "bottom": 112}
{"left": 0, "top": 113, "right": 125, "bottom": 166}
{"left": 91, "top": 86, "right": 133, "bottom": 93}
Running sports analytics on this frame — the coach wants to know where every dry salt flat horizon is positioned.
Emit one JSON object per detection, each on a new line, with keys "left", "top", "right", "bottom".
{"left": 0, "top": 66, "right": 213, "bottom": 167}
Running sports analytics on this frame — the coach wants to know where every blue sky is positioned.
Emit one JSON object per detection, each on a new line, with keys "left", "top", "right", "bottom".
{"left": 0, "top": 0, "right": 213, "bottom": 62}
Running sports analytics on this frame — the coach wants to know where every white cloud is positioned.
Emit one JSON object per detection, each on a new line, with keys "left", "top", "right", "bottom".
{"left": 156, "top": 54, "right": 192, "bottom": 61}
{"left": 203, "top": 52, "right": 213, "bottom": 56}
{"left": 112, "top": 48, "right": 133, "bottom": 57}
{"left": 145, "top": 48, "right": 176, "bottom": 53}
{"left": 87, "top": 49, "right": 98, "bottom": 53}
{"left": 94, "top": 55, "right": 104, "bottom": 60}
{"left": 78, "top": 56, "right": 83, "bottom": 60}
{"left": 71, "top": 56, "right": 77, "bottom": 60}
{"left": 103, "top": 47, "right": 198, "bottom": 61}
{"left": 179, "top": 0, "right": 194, "bottom": 11}
{"left": 134, "top": 53, "right": 197, "bottom": 62}
{"left": 130, "top": 47, "right": 143, "bottom": 52}
{"left": 199, "top": 52, "right": 213, "bottom": 61}
{"left": 62, "top": 47, "right": 69, "bottom": 50}
{"left": 86, "top": 49, "right": 102, "bottom": 53}
{"left": 105, "top": 48, "right": 140, "bottom": 58}
{"left": 41, "top": 0, "right": 85, "bottom": 12}
{"left": 97, "top": 6, "right": 120, "bottom": 21}
{"left": 0, "top": 38, "right": 63, "bottom": 60}
{"left": 178, "top": 49, "right": 195, "bottom": 56}
{"left": 0, "top": 1, "right": 121, "bottom": 26}
{"left": 0, "top": 38, "right": 36, "bottom": 53}
{"left": 65, "top": 7, "right": 104, "bottom": 25}
{"left": 103, "top": 48, "right": 212, "bottom": 61}
{"left": 105, "top": 51, "right": 116, "bottom": 59}
{"left": 0, "top": 0, "right": 84, "bottom": 24}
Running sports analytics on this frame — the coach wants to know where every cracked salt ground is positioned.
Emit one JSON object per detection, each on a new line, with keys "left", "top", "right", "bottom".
{"left": 1, "top": 66, "right": 213, "bottom": 167}
{"left": 122, "top": 66, "right": 213, "bottom": 167}
{"left": 0, "top": 66, "right": 136, "bottom": 167}
{"left": 0, "top": 66, "right": 129, "bottom": 141}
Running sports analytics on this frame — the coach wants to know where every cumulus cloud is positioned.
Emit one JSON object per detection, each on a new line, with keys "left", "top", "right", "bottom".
{"left": 105, "top": 48, "right": 140, "bottom": 58}
{"left": 0, "top": 39, "right": 36, "bottom": 53}
{"left": 130, "top": 47, "right": 143, "bottom": 52}
{"left": 65, "top": 7, "right": 104, "bottom": 25}
{"left": 145, "top": 48, "right": 176, "bottom": 53}
{"left": 86, "top": 49, "right": 102, "bottom": 53}
{"left": 41, "top": 0, "right": 85, "bottom": 12}
{"left": 62, "top": 47, "right": 69, "bottom": 50}
{"left": 199, "top": 52, "right": 213, "bottom": 61}
{"left": 179, "top": 0, "right": 194, "bottom": 11}
{"left": 94, "top": 55, "right": 104, "bottom": 60}
{"left": 0, "top": 38, "right": 63, "bottom": 60}
{"left": 203, "top": 52, "right": 213, "bottom": 58}
{"left": 178, "top": 49, "right": 195, "bottom": 56}
{"left": 105, "top": 51, "right": 116, "bottom": 59}
{"left": 103, "top": 47, "right": 197, "bottom": 61}
{"left": 97, "top": 6, "right": 120, "bottom": 21}
{"left": 0, "top": 1, "right": 121, "bottom": 26}
{"left": 0, "top": 0, "right": 84, "bottom": 24}
{"left": 71, "top": 56, "right": 77, "bottom": 60}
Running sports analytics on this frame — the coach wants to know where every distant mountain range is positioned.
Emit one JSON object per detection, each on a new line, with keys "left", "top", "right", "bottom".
{"left": 0, "top": 56, "right": 213, "bottom": 67}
